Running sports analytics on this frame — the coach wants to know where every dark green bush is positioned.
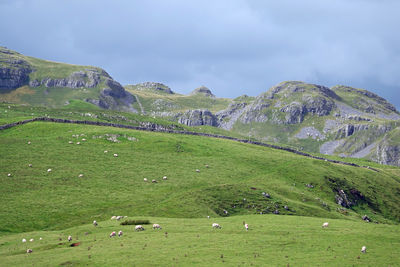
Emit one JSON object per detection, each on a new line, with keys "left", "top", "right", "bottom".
{"left": 120, "top": 219, "right": 150, "bottom": 225}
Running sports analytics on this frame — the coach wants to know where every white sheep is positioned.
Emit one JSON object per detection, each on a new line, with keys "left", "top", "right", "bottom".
{"left": 68, "top": 141, "right": 73, "bottom": 144}
{"left": 162, "top": 176, "right": 167, "bottom": 180}
{"left": 7, "top": 173, "right": 11, "bottom": 177}
{"left": 212, "top": 223, "right": 221, "bottom": 229}
{"left": 29, "top": 238, "right": 34, "bottom": 242}
{"left": 39, "top": 237, "right": 42, "bottom": 240}
{"left": 82, "top": 138, "right": 86, "bottom": 141}
{"left": 93, "top": 220, "right": 98, "bottom": 227}
{"left": 28, "top": 164, "right": 32, "bottom": 167}
{"left": 196, "top": 169, "right": 200, "bottom": 173}
{"left": 104, "top": 150, "right": 108, "bottom": 153}
{"left": 26, "top": 249, "right": 33, "bottom": 253}
{"left": 244, "top": 223, "right": 249, "bottom": 231}
{"left": 68, "top": 235, "right": 72, "bottom": 242}
{"left": 322, "top": 222, "right": 329, "bottom": 228}
{"left": 361, "top": 246, "right": 367, "bottom": 253}
{"left": 118, "top": 230, "right": 123, "bottom": 237}
{"left": 143, "top": 178, "right": 148, "bottom": 182}
{"left": 116, "top": 216, "right": 123, "bottom": 220}
{"left": 78, "top": 174, "right": 84, "bottom": 178}
{"left": 153, "top": 224, "right": 162, "bottom": 230}
{"left": 113, "top": 154, "right": 118, "bottom": 157}
{"left": 110, "top": 231, "right": 116, "bottom": 238}
{"left": 76, "top": 142, "right": 81, "bottom": 145}
{"left": 111, "top": 216, "right": 117, "bottom": 220}
{"left": 27, "top": 141, "right": 31, "bottom": 145}
{"left": 205, "top": 164, "right": 209, "bottom": 168}
{"left": 152, "top": 179, "right": 157, "bottom": 183}
{"left": 135, "top": 225, "right": 144, "bottom": 231}
{"left": 22, "top": 238, "right": 26, "bottom": 243}
{"left": 47, "top": 168, "right": 52, "bottom": 172}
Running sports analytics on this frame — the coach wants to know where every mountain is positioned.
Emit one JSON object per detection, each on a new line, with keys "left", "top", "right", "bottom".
{"left": 1, "top": 47, "right": 399, "bottom": 167}
{"left": 0, "top": 46, "right": 136, "bottom": 112}
{"left": 126, "top": 81, "right": 400, "bottom": 167}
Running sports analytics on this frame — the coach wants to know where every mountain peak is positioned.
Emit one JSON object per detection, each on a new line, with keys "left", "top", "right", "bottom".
{"left": 190, "top": 86, "right": 215, "bottom": 97}
{"left": 133, "top": 82, "right": 174, "bottom": 94}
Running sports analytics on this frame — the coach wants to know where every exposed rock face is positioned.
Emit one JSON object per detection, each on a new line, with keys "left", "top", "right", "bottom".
{"left": 190, "top": 86, "right": 215, "bottom": 97}
{"left": 93, "top": 78, "right": 136, "bottom": 112}
{"left": 0, "top": 66, "right": 32, "bottom": 90}
{"left": 136, "top": 82, "right": 174, "bottom": 94}
{"left": 216, "top": 102, "right": 250, "bottom": 130}
{"left": 178, "top": 109, "right": 218, "bottom": 126}
{"left": 0, "top": 48, "right": 32, "bottom": 90}
{"left": 371, "top": 140, "right": 400, "bottom": 167}
{"left": 29, "top": 69, "right": 104, "bottom": 89}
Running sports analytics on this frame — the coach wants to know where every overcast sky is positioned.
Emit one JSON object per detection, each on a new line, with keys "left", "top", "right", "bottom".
{"left": 1, "top": 0, "right": 399, "bottom": 108}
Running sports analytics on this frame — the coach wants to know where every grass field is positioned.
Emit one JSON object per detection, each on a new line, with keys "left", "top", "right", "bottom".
{"left": 0, "top": 215, "right": 399, "bottom": 266}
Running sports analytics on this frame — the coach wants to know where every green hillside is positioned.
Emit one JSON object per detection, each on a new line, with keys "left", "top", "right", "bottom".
{"left": 1, "top": 106, "right": 400, "bottom": 265}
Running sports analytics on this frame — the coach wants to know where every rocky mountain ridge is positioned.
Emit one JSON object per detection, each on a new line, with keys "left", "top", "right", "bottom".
{"left": 1, "top": 47, "right": 399, "bottom": 167}
{"left": 0, "top": 46, "right": 135, "bottom": 112}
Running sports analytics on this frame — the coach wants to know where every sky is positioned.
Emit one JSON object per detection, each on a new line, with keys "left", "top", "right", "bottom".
{"left": 1, "top": 0, "right": 399, "bottom": 108}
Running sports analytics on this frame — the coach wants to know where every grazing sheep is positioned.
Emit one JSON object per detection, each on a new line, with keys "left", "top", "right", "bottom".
{"left": 27, "top": 141, "right": 31, "bottom": 145}
{"left": 111, "top": 216, "right": 117, "bottom": 220}
{"left": 104, "top": 150, "right": 108, "bottom": 153}
{"left": 22, "top": 238, "right": 26, "bottom": 243}
{"left": 78, "top": 174, "right": 84, "bottom": 178}
{"left": 47, "top": 168, "right": 52, "bottom": 172}
{"left": 39, "top": 237, "right": 42, "bottom": 240}
{"left": 68, "top": 141, "right": 73, "bottom": 144}
{"left": 7, "top": 173, "right": 11, "bottom": 177}
{"left": 82, "top": 138, "right": 86, "bottom": 141}
{"left": 205, "top": 164, "right": 209, "bottom": 168}
{"left": 135, "top": 225, "right": 145, "bottom": 231}
{"left": 153, "top": 224, "right": 162, "bottom": 230}
{"left": 244, "top": 224, "right": 249, "bottom": 231}
{"left": 113, "top": 154, "right": 118, "bottom": 157}
{"left": 110, "top": 231, "right": 116, "bottom": 238}
{"left": 118, "top": 230, "right": 123, "bottom": 237}
{"left": 196, "top": 169, "right": 200, "bottom": 173}
{"left": 143, "top": 178, "right": 148, "bottom": 182}
{"left": 152, "top": 179, "right": 157, "bottom": 183}
{"left": 28, "top": 164, "right": 32, "bottom": 167}
{"left": 93, "top": 220, "right": 98, "bottom": 227}
{"left": 116, "top": 216, "right": 123, "bottom": 221}
{"left": 76, "top": 142, "right": 81, "bottom": 145}
{"left": 29, "top": 238, "right": 34, "bottom": 242}
{"left": 68, "top": 236, "right": 72, "bottom": 242}
{"left": 162, "top": 176, "right": 167, "bottom": 180}
{"left": 322, "top": 222, "right": 329, "bottom": 228}
{"left": 361, "top": 246, "right": 367, "bottom": 253}
{"left": 26, "top": 249, "right": 33, "bottom": 253}
{"left": 212, "top": 223, "right": 222, "bottom": 229}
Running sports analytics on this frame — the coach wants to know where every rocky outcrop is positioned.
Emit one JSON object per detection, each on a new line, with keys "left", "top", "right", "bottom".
{"left": 92, "top": 78, "right": 136, "bottom": 112}
{"left": 178, "top": 109, "right": 218, "bottom": 126}
{"left": 29, "top": 69, "right": 104, "bottom": 89}
{"left": 0, "top": 47, "right": 32, "bottom": 90}
{"left": 190, "top": 86, "right": 215, "bottom": 97}
{"left": 216, "top": 102, "right": 249, "bottom": 130}
{"left": 371, "top": 139, "right": 400, "bottom": 167}
{"left": 135, "top": 82, "right": 174, "bottom": 94}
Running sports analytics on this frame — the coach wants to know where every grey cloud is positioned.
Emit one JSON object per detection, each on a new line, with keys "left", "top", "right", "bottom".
{"left": 0, "top": 0, "right": 399, "bottom": 108}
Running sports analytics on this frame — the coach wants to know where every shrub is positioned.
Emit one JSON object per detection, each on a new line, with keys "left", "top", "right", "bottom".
{"left": 120, "top": 219, "right": 150, "bottom": 225}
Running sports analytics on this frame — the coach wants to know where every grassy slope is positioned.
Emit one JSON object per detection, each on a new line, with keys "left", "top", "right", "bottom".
{"left": 1, "top": 215, "right": 399, "bottom": 266}
{"left": 0, "top": 48, "right": 106, "bottom": 107}
{"left": 125, "top": 87, "right": 232, "bottom": 113}
{"left": 1, "top": 122, "right": 400, "bottom": 234}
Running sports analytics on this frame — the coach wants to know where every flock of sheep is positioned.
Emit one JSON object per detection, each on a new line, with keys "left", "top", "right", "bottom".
{"left": 17, "top": 137, "right": 368, "bottom": 257}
